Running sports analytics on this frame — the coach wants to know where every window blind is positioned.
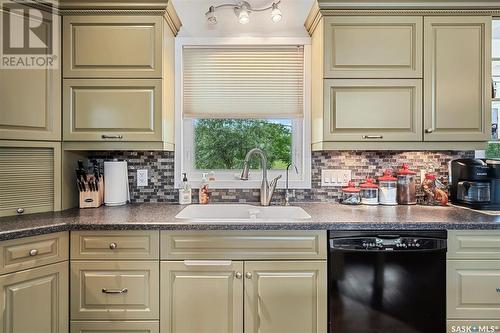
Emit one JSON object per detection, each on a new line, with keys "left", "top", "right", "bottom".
{"left": 183, "top": 46, "right": 304, "bottom": 119}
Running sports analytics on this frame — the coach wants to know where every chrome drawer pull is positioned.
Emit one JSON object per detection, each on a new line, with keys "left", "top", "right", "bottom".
{"left": 29, "top": 249, "right": 38, "bottom": 256}
{"left": 362, "top": 135, "right": 383, "bottom": 139}
{"left": 102, "top": 288, "right": 128, "bottom": 294}
{"left": 101, "top": 135, "right": 123, "bottom": 139}
{"left": 109, "top": 242, "right": 117, "bottom": 250}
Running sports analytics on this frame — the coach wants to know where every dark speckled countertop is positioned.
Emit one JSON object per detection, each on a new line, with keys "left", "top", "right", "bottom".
{"left": 0, "top": 203, "right": 499, "bottom": 241}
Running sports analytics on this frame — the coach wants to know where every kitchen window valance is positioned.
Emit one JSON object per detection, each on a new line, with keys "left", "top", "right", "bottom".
{"left": 183, "top": 46, "right": 304, "bottom": 119}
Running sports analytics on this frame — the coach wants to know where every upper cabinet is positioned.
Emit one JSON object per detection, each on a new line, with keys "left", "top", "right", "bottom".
{"left": 323, "top": 16, "right": 423, "bottom": 78}
{"left": 307, "top": 9, "right": 492, "bottom": 150}
{"left": 423, "top": 16, "right": 491, "bottom": 142}
{"left": 63, "top": 16, "right": 163, "bottom": 78}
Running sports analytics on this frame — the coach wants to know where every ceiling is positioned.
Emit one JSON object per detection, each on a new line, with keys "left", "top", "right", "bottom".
{"left": 172, "top": 0, "right": 315, "bottom": 37}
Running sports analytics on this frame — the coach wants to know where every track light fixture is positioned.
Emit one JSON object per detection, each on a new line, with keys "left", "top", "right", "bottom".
{"left": 205, "top": 1, "right": 282, "bottom": 25}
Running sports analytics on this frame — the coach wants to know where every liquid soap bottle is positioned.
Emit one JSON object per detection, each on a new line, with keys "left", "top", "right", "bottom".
{"left": 179, "top": 173, "right": 192, "bottom": 205}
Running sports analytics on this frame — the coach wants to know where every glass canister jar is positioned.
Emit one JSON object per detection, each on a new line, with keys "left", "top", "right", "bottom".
{"left": 397, "top": 164, "right": 417, "bottom": 205}
{"left": 421, "top": 172, "right": 449, "bottom": 206}
{"left": 341, "top": 181, "right": 361, "bottom": 205}
{"left": 360, "top": 177, "right": 379, "bottom": 205}
{"left": 378, "top": 170, "right": 397, "bottom": 205}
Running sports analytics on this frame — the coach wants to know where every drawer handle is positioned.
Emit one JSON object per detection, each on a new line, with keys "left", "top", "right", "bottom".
{"left": 102, "top": 288, "right": 128, "bottom": 294}
{"left": 29, "top": 249, "right": 38, "bottom": 256}
{"left": 109, "top": 242, "right": 117, "bottom": 250}
{"left": 183, "top": 260, "right": 232, "bottom": 266}
{"left": 101, "top": 135, "right": 123, "bottom": 140}
{"left": 362, "top": 135, "right": 383, "bottom": 139}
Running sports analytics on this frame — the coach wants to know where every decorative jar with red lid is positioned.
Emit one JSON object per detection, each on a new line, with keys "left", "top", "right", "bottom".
{"left": 397, "top": 164, "right": 417, "bottom": 205}
{"left": 341, "top": 181, "right": 361, "bottom": 205}
{"left": 360, "top": 177, "right": 379, "bottom": 205}
{"left": 378, "top": 169, "right": 397, "bottom": 205}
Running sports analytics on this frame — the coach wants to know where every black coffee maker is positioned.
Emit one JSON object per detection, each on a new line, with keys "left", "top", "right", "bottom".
{"left": 450, "top": 158, "right": 500, "bottom": 210}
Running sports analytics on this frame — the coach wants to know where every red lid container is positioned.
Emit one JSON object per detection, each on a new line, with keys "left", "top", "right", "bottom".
{"left": 360, "top": 177, "right": 378, "bottom": 188}
{"left": 378, "top": 169, "right": 397, "bottom": 181}
{"left": 342, "top": 181, "right": 360, "bottom": 193}
{"left": 397, "top": 163, "right": 416, "bottom": 175}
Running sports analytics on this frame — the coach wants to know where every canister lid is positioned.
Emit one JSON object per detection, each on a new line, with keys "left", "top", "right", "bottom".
{"left": 360, "top": 177, "right": 378, "bottom": 188}
{"left": 342, "top": 181, "right": 360, "bottom": 193}
{"left": 378, "top": 169, "right": 397, "bottom": 181}
{"left": 397, "top": 163, "right": 416, "bottom": 175}
{"left": 425, "top": 172, "right": 436, "bottom": 180}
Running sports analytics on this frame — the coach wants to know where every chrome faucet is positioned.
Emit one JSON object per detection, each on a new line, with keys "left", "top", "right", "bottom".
{"left": 285, "top": 162, "right": 298, "bottom": 206}
{"left": 240, "top": 148, "right": 282, "bottom": 206}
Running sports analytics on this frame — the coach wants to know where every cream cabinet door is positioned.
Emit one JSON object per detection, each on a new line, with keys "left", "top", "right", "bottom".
{"left": 0, "top": 261, "right": 68, "bottom": 333}
{"left": 0, "top": 8, "right": 61, "bottom": 141}
{"left": 244, "top": 261, "right": 327, "bottom": 333}
{"left": 63, "top": 16, "right": 162, "bottom": 78}
{"left": 447, "top": 260, "right": 500, "bottom": 319}
{"left": 63, "top": 79, "right": 162, "bottom": 141}
{"left": 160, "top": 261, "right": 243, "bottom": 333}
{"left": 323, "top": 79, "right": 422, "bottom": 141}
{"left": 323, "top": 16, "right": 423, "bottom": 78}
{"left": 424, "top": 16, "right": 491, "bottom": 141}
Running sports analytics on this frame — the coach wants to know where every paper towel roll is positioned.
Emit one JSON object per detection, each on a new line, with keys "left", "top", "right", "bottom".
{"left": 104, "top": 161, "right": 130, "bottom": 206}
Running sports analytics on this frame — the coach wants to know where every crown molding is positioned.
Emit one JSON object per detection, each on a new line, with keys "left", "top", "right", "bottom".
{"left": 317, "top": 0, "right": 500, "bottom": 10}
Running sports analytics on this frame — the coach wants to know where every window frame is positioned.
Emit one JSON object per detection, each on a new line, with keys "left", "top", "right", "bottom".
{"left": 174, "top": 37, "right": 312, "bottom": 189}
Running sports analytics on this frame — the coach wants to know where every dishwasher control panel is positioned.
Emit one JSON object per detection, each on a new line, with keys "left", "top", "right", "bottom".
{"left": 330, "top": 236, "right": 446, "bottom": 251}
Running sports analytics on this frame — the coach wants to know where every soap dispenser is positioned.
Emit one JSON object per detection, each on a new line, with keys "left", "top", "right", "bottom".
{"left": 199, "top": 172, "right": 210, "bottom": 204}
{"left": 179, "top": 173, "right": 192, "bottom": 205}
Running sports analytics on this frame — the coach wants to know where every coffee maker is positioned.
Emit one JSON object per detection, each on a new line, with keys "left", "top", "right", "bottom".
{"left": 450, "top": 158, "right": 500, "bottom": 210}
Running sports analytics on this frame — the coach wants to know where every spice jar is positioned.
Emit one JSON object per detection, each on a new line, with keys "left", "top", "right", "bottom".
{"left": 341, "top": 181, "right": 361, "bottom": 205}
{"left": 378, "top": 170, "right": 398, "bottom": 205}
{"left": 397, "top": 164, "right": 417, "bottom": 205}
{"left": 360, "top": 177, "right": 379, "bottom": 205}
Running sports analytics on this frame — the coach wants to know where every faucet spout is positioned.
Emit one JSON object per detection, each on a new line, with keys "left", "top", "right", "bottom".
{"left": 240, "top": 148, "right": 280, "bottom": 206}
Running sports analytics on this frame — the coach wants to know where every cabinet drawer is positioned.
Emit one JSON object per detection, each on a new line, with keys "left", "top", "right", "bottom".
{"left": 0, "top": 142, "right": 61, "bottom": 217}
{"left": 63, "top": 16, "right": 162, "bottom": 78}
{"left": 161, "top": 231, "right": 327, "bottom": 260}
{"left": 63, "top": 79, "right": 162, "bottom": 142}
{"left": 71, "top": 231, "right": 159, "bottom": 260}
{"left": 323, "top": 79, "right": 422, "bottom": 141}
{"left": 70, "top": 261, "right": 159, "bottom": 320}
{"left": 447, "top": 260, "right": 500, "bottom": 319}
{"left": 0, "top": 232, "right": 68, "bottom": 275}
{"left": 448, "top": 231, "right": 500, "bottom": 260}
{"left": 323, "top": 16, "right": 423, "bottom": 78}
{"left": 71, "top": 321, "right": 158, "bottom": 333}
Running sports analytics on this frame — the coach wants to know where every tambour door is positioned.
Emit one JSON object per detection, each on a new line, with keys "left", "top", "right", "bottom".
{"left": 63, "top": 79, "right": 162, "bottom": 141}
{"left": 323, "top": 79, "right": 423, "bottom": 141}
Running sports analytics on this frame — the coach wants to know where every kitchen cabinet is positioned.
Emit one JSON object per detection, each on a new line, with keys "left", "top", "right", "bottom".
{"left": 447, "top": 231, "right": 500, "bottom": 327}
{"left": 160, "top": 231, "right": 328, "bottom": 333}
{"left": 307, "top": 10, "right": 491, "bottom": 150}
{"left": 63, "top": 16, "right": 162, "bottom": 78}
{"left": 323, "top": 79, "right": 422, "bottom": 141}
{"left": 323, "top": 16, "right": 423, "bottom": 78}
{"left": 0, "top": 141, "right": 61, "bottom": 217}
{"left": 0, "top": 7, "right": 61, "bottom": 141}
{"left": 244, "top": 261, "right": 327, "bottom": 333}
{"left": 161, "top": 261, "right": 244, "bottom": 333}
{"left": 424, "top": 16, "right": 491, "bottom": 141}
{"left": 0, "top": 261, "right": 68, "bottom": 333}
{"left": 63, "top": 79, "right": 162, "bottom": 142}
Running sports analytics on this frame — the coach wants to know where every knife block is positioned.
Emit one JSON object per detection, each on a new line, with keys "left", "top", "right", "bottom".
{"left": 79, "top": 178, "right": 104, "bottom": 209}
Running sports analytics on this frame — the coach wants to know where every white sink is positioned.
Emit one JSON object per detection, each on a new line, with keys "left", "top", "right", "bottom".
{"left": 175, "top": 204, "right": 311, "bottom": 221}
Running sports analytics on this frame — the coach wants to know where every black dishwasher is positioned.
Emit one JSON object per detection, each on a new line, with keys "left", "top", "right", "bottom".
{"left": 328, "top": 231, "right": 446, "bottom": 333}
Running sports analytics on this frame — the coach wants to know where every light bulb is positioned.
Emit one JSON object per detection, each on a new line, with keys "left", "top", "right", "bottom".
{"left": 238, "top": 7, "right": 250, "bottom": 24}
{"left": 271, "top": 3, "right": 281, "bottom": 23}
{"left": 206, "top": 6, "right": 217, "bottom": 25}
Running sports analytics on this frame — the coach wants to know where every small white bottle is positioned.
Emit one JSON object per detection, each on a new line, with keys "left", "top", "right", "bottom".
{"left": 179, "top": 173, "right": 192, "bottom": 205}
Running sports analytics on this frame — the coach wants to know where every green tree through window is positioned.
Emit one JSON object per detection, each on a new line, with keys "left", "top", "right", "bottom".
{"left": 194, "top": 119, "right": 292, "bottom": 170}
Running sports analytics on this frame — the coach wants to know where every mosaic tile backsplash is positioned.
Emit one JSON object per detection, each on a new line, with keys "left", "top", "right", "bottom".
{"left": 88, "top": 150, "right": 475, "bottom": 204}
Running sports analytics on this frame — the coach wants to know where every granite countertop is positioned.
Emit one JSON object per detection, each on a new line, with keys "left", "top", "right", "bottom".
{"left": 0, "top": 203, "right": 499, "bottom": 241}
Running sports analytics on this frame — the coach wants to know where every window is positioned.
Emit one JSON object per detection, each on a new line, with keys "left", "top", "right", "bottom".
{"left": 175, "top": 39, "right": 311, "bottom": 189}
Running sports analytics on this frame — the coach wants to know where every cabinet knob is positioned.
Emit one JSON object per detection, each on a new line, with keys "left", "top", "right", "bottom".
{"left": 109, "top": 242, "right": 117, "bottom": 250}
{"left": 425, "top": 128, "right": 434, "bottom": 133}
{"left": 29, "top": 249, "right": 38, "bottom": 256}
{"left": 245, "top": 272, "right": 253, "bottom": 279}
{"left": 16, "top": 208, "right": 24, "bottom": 214}
{"left": 235, "top": 272, "right": 242, "bottom": 279}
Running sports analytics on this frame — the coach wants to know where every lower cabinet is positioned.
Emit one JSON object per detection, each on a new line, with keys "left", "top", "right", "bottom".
{"left": 160, "top": 260, "right": 327, "bottom": 333}
{"left": 71, "top": 321, "right": 159, "bottom": 333}
{"left": 0, "top": 261, "right": 68, "bottom": 333}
